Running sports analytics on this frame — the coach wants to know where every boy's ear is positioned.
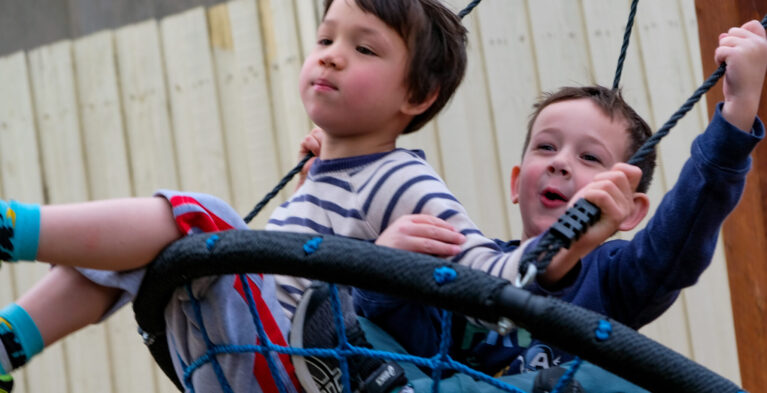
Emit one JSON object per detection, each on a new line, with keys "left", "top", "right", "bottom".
{"left": 618, "top": 193, "right": 650, "bottom": 232}
{"left": 401, "top": 89, "right": 439, "bottom": 116}
{"left": 510, "top": 166, "right": 521, "bottom": 204}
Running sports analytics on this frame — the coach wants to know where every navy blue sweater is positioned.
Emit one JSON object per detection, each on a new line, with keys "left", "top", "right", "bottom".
{"left": 354, "top": 103, "right": 764, "bottom": 376}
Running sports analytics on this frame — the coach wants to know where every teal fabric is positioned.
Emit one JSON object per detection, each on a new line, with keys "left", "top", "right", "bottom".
{"left": 360, "top": 317, "right": 648, "bottom": 393}
{"left": 0, "top": 200, "right": 40, "bottom": 262}
{"left": 0, "top": 303, "right": 43, "bottom": 360}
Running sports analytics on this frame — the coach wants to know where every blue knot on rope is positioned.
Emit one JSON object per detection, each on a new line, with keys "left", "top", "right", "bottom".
{"left": 595, "top": 319, "right": 612, "bottom": 341}
{"left": 303, "top": 237, "right": 323, "bottom": 255}
{"left": 205, "top": 234, "right": 220, "bottom": 251}
{"left": 433, "top": 266, "right": 457, "bottom": 285}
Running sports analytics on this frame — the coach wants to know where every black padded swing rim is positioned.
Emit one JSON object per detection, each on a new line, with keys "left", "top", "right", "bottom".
{"left": 133, "top": 230, "right": 744, "bottom": 393}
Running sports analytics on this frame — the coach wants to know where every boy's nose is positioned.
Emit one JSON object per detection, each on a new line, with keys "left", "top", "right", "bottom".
{"left": 319, "top": 52, "right": 344, "bottom": 70}
{"left": 547, "top": 160, "right": 570, "bottom": 177}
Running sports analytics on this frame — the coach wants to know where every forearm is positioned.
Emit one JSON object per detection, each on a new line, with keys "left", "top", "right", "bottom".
{"left": 37, "top": 197, "right": 182, "bottom": 270}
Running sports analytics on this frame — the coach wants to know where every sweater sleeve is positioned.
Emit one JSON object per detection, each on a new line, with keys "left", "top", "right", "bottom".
{"left": 600, "top": 103, "right": 764, "bottom": 327}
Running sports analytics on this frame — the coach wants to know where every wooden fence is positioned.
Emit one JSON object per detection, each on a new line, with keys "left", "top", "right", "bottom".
{"left": 0, "top": 0, "right": 742, "bottom": 391}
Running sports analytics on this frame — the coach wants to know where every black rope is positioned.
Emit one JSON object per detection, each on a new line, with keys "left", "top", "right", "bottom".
{"left": 630, "top": 14, "right": 767, "bottom": 165}
{"left": 612, "top": 0, "right": 639, "bottom": 89}
{"left": 243, "top": 153, "right": 314, "bottom": 224}
{"left": 458, "top": 0, "right": 482, "bottom": 19}
{"left": 520, "top": 14, "right": 767, "bottom": 281}
{"left": 627, "top": 64, "right": 725, "bottom": 165}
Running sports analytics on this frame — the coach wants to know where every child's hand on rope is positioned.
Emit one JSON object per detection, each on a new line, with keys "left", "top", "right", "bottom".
{"left": 716, "top": 20, "right": 767, "bottom": 132}
{"left": 295, "top": 128, "right": 324, "bottom": 190}
{"left": 376, "top": 214, "right": 465, "bottom": 257}
{"left": 542, "top": 163, "right": 648, "bottom": 285}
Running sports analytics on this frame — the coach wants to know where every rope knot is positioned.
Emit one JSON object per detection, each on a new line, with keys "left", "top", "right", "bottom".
{"left": 205, "top": 234, "right": 220, "bottom": 251}
{"left": 303, "top": 237, "right": 324, "bottom": 255}
{"left": 433, "top": 266, "right": 457, "bottom": 285}
{"left": 595, "top": 319, "right": 612, "bottom": 341}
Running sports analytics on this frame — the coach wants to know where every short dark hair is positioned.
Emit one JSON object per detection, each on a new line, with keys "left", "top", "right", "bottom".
{"left": 323, "top": 0, "right": 468, "bottom": 134}
{"left": 523, "top": 86, "right": 656, "bottom": 193}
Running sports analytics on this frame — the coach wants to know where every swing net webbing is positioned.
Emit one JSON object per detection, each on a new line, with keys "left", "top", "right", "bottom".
{"left": 132, "top": 1, "right": 765, "bottom": 392}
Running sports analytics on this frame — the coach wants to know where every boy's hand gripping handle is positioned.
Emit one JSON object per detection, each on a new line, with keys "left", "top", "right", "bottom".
{"left": 550, "top": 198, "right": 601, "bottom": 248}
{"left": 517, "top": 199, "right": 601, "bottom": 287}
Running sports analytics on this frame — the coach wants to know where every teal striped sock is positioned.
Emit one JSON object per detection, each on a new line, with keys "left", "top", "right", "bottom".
{"left": 0, "top": 200, "right": 40, "bottom": 262}
{"left": 0, "top": 304, "right": 43, "bottom": 374}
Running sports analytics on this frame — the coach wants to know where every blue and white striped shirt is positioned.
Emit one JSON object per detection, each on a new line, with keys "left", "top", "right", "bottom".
{"left": 268, "top": 149, "right": 522, "bottom": 316}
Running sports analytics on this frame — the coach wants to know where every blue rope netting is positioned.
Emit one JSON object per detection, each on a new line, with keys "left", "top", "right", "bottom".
{"left": 183, "top": 263, "right": 535, "bottom": 393}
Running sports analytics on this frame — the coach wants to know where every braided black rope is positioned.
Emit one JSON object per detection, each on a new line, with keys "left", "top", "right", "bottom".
{"left": 458, "top": 0, "right": 482, "bottom": 19}
{"left": 243, "top": 153, "right": 313, "bottom": 224}
{"left": 520, "top": 15, "right": 767, "bottom": 282}
{"left": 612, "top": 0, "right": 639, "bottom": 89}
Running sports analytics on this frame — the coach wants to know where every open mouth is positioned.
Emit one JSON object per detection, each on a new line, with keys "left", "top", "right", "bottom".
{"left": 540, "top": 188, "right": 568, "bottom": 207}
{"left": 543, "top": 190, "right": 567, "bottom": 202}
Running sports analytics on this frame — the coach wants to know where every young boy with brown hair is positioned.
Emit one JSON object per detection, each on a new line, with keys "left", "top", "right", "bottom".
{"left": 364, "top": 19, "right": 767, "bottom": 386}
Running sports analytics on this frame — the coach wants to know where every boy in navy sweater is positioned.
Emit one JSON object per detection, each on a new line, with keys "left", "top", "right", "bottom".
{"left": 362, "top": 19, "right": 767, "bottom": 379}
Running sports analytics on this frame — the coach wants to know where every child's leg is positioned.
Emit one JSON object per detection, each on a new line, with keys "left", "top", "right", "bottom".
{"left": 1, "top": 197, "right": 182, "bottom": 270}
{"left": 0, "top": 265, "right": 119, "bottom": 374}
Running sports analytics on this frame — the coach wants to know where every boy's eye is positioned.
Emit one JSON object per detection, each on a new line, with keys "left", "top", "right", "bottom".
{"left": 318, "top": 38, "right": 332, "bottom": 46}
{"left": 536, "top": 143, "right": 555, "bottom": 151}
{"left": 581, "top": 153, "right": 602, "bottom": 163}
{"left": 356, "top": 46, "right": 376, "bottom": 56}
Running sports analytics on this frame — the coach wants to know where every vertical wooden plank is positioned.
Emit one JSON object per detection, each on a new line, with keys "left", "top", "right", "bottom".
{"left": 0, "top": 186, "right": 15, "bottom": 389}
{"left": 695, "top": 0, "right": 767, "bottom": 389}
{"left": 673, "top": 0, "right": 740, "bottom": 382}
{"left": 74, "top": 31, "right": 132, "bottom": 200}
{"left": 633, "top": 0, "right": 741, "bottom": 369}
{"left": 0, "top": 50, "right": 47, "bottom": 393}
{"left": 161, "top": 7, "right": 232, "bottom": 198}
{"left": 634, "top": 1, "right": 706, "bottom": 183}
{"left": 684, "top": 245, "right": 741, "bottom": 382}
{"left": 115, "top": 20, "right": 180, "bottom": 197}
{"left": 580, "top": 0, "right": 693, "bottom": 358}
{"left": 580, "top": 0, "right": 668, "bottom": 243}
{"left": 38, "top": 37, "right": 115, "bottom": 392}
{"left": 627, "top": 1, "right": 697, "bottom": 360}
{"left": 114, "top": 20, "right": 180, "bottom": 393}
{"left": 260, "top": 0, "right": 311, "bottom": 174}
{"left": 74, "top": 30, "right": 162, "bottom": 393}
{"left": 679, "top": 0, "right": 709, "bottom": 128}
{"left": 28, "top": 42, "right": 89, "bottom": 203}
{"left": 433, "top": 0, "right": 511, "bottom": 240}
{"left": 295, "top": 0, "right": 320, "bottom": 60}
{"left": 473, "top": 0, "right": 539, "bottom": 238}
{"left": 208, "top": 1, "right": 282, "bottom": 227}
{"left": 27, "top": 40, "right": 88, "bottom": 393}
{"left": 315, "top": 0, "right": 326, "bottom": 19}
{"left": 527, "top": 0, "right": 594, "bottom": 91}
